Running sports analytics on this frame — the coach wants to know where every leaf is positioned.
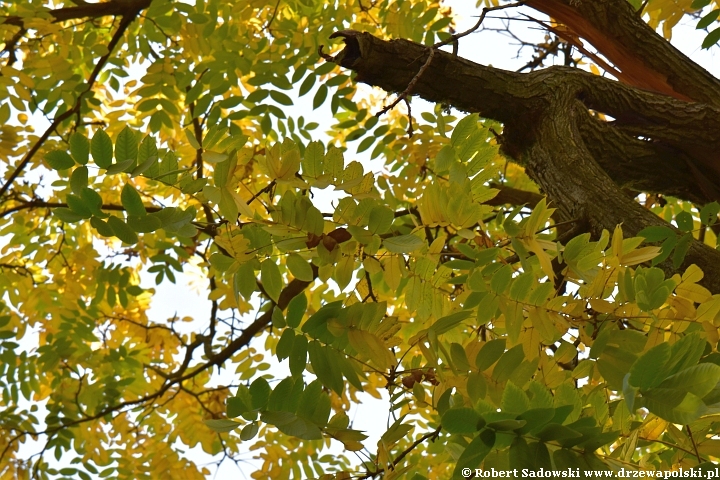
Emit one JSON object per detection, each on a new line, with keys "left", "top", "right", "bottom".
{"left": 428, "top": 310, "right": 473, "bottom": 336}
{"left": 286, "top": 253, "right": 314, "bottom": 282}
{"left": 44, "top": 150, "right": 75, "bottom": 170}
{"left": 261, "top": 260, "right": 282, "bottom": 303}
{"left": 54, "top": 207, "right": 85, "bottom": 223}
{"left": 115, "top": 126, "right": 138, "bottom": 164}
{"left": 91, "top": 129, "right": 113, "bottom": 168}
{"left": 204, "top": 419, "right": 242, "bottom": 433}
{"left": 69, "top": 133, "right": 90, "bottom": 165}
{"left": 702, "top": 26, "right": 720, "bottom": 48}
{"left": 234, "top": 262, "right": 257, "bottom": 301}
{"left": 452, "top": 429, "right": 495, "bottom": 479}
{"left": 383, "top": 234, "right": 424, "bottom": 253}
{"left": 441, "top": 407, "right": 480, "bottom": 434}
{"left": 476, "top": 339, "right": 506, "bottom": 371}
{"left": 286, "top": 293, "right": 307, "bottom": 328}
{"left": 107, "top": 216, "right": 138, "bottom": 244}
{"left": 657, "top": 363, "right": 720, "bottom": 398}
{"left": 628, "top": 342, "right": 670, "bottom": 389}
{"left": 121, "top": 184, "right": 146, "bottom": 217}
{"left": 302, "top": 141, "right": 324, "bottom": 178}
{"left": 70, "top": 166, "right": 89, "bottom": 195}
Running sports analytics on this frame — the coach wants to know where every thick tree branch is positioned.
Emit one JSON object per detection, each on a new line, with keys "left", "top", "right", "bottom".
{"left": 2, "top": 0, "right": 152, "bottom": 27}
{"left": 525, "top": 0, "right": 720, "bottom": 105}
{"left": 326, "top": 30, "right": 720, "bottom": 293}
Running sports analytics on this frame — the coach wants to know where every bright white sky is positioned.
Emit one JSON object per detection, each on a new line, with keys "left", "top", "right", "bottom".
{"left": 9, "top": 0, "right": 720, "bottom": 477}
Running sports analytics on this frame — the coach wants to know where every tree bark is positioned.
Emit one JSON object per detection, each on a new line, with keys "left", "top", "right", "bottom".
{"left": 325, "top": 30, "right": 720, "bottom": 293}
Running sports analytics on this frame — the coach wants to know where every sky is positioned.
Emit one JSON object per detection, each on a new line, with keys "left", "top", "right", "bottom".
{"left": 7, "top": 0, "right": 720, "bottom": 477}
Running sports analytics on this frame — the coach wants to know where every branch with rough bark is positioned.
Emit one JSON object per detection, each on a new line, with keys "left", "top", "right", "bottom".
{"left": 324, "top": 29, "right": 720, "bottom": 293}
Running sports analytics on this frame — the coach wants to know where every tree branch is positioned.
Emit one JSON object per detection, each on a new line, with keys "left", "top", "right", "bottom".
{"left": 326, "top": 30, "right": 720, "bottom": 293}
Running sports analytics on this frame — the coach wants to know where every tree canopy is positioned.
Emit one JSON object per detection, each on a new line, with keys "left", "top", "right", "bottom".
{"left": 3, "top": 0, "right": 720, "bottom": 478}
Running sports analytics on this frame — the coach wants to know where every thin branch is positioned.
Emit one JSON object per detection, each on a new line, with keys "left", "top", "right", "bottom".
{"left": 0, "top": 200, "right": 162, "bottom": 219}
{"left": 358, "top": 426, "right": 442, "bottom": 479}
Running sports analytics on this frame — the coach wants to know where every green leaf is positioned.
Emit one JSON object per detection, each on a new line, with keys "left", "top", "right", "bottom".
{"left": 657, "top": 363, "right": 720, "bottom": 398}
{"left": 121, "top": 184, "right": 146, "bottom": 217}
{"left": 66, "top": 193, "right": 92, "bottom": 218}
{"left": 313, "top": 84, "right": 328, "bottom": 109}
{"left": 675, "top": 210, "right": 694, "bottom": 232}
{"left": 383, "top": 234, "right": 424, "bottom": 253}
{"left": 70, "top": 166, "right": 89, "bottom": 194}
{"left": 501, "top": 381, "right": 530, "bottom": 414}
{"left": 115, "top": 126, "right": 138, "bottom": 164}
{"left": 261, "top": 259, "right": 282, "bottom": 303}
{"left": 91, "top": 129, "right": 113, "bottom": 168}
{"left": 428, "top": 310, "right": 473, "bottom": 336}
{"left": 702, "top": 26, "right": 720, "bottom": 48}
{"left": 234, "top": 262, "right": 256, "bottom": 301}
{"left": 368, "top": 206, "right": 393, "bottom": 235}
{"left": 44, "top": 150, "right": 75, "bottom": 170}
{"left": 210, "top": 253, "right": 235, "bottom": 272}
{"left": 204, "top": 419, "right": 241, "bottom": 433}
{"left": 106, "top": 159, "right": 135, "bottom": 175}
{"left": 644, "top": 391, "right": 706, "bottom": 424}
{"left": 692, "top": 0, "right": 712, "bottom": 9}
{"left": 637, "top": 225, "right": 675, "bottom": 242}
{"left": 476, "top": 339, "right": 506, "bottom": 371}
{"left": 700, "top": 202, "right": 720, "bottom": 225}
{"left": 442, "top": 407, "right": 480, "bottom": 434}
{"left": 69, "top": 133, "right": 90, "bottom": 165}
{"left": 451, "top": 113, "right": 479, "bottom": 146}
{"left": 240, "top": 422, "right": 259, "bottom": 441}
{"left": 107, "top": 216, "right": 138, "bottom": 244}
{"left": 250, "top": 377, "right": 271, "bottom": 410}
{"left": 286, "top": 253, "right": 314, "bottom": 282}
{"left": 289, "top": 334, "right": 308, "bottom": 377}
{"left": 697, "top": 9, "right": 720, "bottom": 29}
{"left": 286, "top": 293, "right": 307, "bottom": 329}
{"left": 54, "top": 207, "right": 84, "bottom": 223}
{"left": 219, "top": 188, "right": 239, "bottom": 222}
{"left": 126, "top": 215, "right": 161, "bottom": 233}
{"left": 452, "top": 429, "right": 495, "bottom": 479}
{"left": 270, "top": 90, "right": 293, "bottom": 105}
{"left": 628, "top": 342, "right": 670, "bottom": 389}
{"left": 91, "top": 216, "right": 114, "bottom": 236}
{"left": 490, "top": 265, "right": 513, "bottom": 294}
{"left": 308, "top": 340, "right": 343, "bottom": 394}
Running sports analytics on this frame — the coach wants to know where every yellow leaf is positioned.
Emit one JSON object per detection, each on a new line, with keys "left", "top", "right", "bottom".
{"left": 682, "top": 264, "right": 704, "bottom": 284}
{"left": 676, "top": 282, "right": 712, "bottom": 303}
{"left": 697, "top": 295, "right": 720, "bottom": 324}
{"left": 526, "top": 238, "right": 555, "bottom": 282}
{"left": 619, "top": 246, "right": 661, "bottom": 266}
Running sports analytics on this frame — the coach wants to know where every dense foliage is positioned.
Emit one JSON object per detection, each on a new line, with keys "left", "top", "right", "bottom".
{"left": 3, "top": 0, "right": 720, "bottom": 478}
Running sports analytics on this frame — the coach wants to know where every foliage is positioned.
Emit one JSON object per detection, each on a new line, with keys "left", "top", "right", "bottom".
{"left": 2, "top": 0, "right": 720, "bottom": 479}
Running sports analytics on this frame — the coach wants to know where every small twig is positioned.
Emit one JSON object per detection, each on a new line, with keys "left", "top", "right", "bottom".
{"left": 263, "top": 0, "right": 282, "bottom": 32}
{"left": 376, "top": 48, "right": 434, "bottom": 118}
{"left": 685, "top": 425, "right": 703, "bottom": 464}
{"left": 433, "top": 0, "right": 528, "bottom": 50}
{"left": 376, "top": 1, "right": 527, "bottom": 124}
{"left": 403, "top": 97, "right": 414, "bottom": 137}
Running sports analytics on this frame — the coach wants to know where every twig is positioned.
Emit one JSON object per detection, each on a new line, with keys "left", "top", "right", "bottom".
{"left": 685, "top": 425, "right": 703, "bottom": 464}
{"left": 358, "top": 426, "right": 442, "bottom": 479}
